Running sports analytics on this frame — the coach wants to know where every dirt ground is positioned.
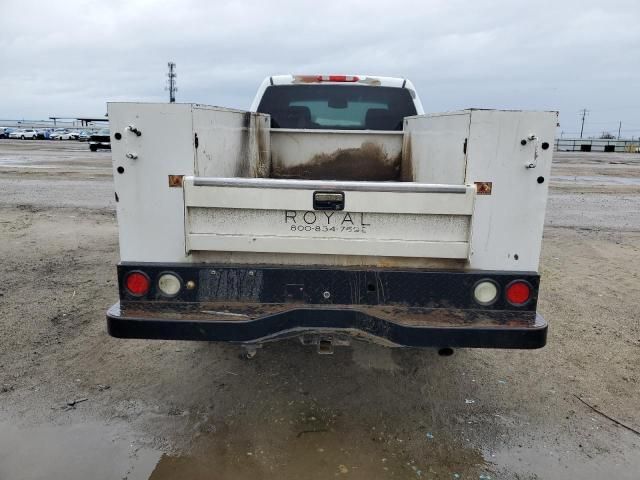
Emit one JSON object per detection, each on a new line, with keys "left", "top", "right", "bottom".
{"left": 0, "top": 139, "right": 639, "bottom": 480}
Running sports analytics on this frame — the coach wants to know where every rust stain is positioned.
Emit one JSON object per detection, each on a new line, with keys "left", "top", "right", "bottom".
{"left": 121, "top": 302, "right": 290, "bottom": 321}
{"left": 235, "top": 114, "right": 251, "bottom": 177}
{"left": 236, "top": 113, "right": 271, "bottom": 178}
{"left": 254, "top": 115, "right": 271, "bottom": 178}
{"left": 292, "top": 75, "right": 323, "bottom": 84}
{"left": 374, "top": 257, "right": 465, "bottom": 269}
{"left": 400, "top": 131, "right": 414, "bottom": 181}
{"left": 475, "top": 181, "right": 492, "bottom": 195}
{"left": 271, "top": 141, "right": 402, "bottom": 181}
{"left": 359, "top": 306, "right": 536, "bottom": 327}
{"left": 168, "top": 175, "right": 184, "bottom": 187}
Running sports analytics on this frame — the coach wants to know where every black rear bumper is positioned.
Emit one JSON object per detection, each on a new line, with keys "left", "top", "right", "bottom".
{"left": 107, "top": 302, "right": 547, "bottom": 348}
{"left": 107, "top": 262, "right": 547, "bottom": 348}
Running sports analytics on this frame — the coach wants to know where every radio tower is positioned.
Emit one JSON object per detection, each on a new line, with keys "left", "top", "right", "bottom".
{"left": 166, "top": 62, "right": 177, "bottom": 103}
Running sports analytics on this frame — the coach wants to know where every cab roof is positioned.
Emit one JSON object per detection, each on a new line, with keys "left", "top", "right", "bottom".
{"left": 250, "top": 74, "right": 423, "bottom": 114}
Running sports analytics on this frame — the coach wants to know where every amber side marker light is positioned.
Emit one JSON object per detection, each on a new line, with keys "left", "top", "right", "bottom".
{"left": 124, "top": 271, "right": 150, "bottom": 296}
{"left": 505, "top": 281, "right": 532, "bottom": 306}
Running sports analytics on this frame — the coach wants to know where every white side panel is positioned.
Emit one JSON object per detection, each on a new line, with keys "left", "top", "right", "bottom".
{"left": 466, "top": 110, "right": 557, "bottom": 271}
{"left": 108, "top": 103, "right": 195, "bottom": 263}
{"left": 403, "top": 112, "right": 469, "bottom": 183}
{"left": 109, "top": 103, "right": 268, "bottom": 263}
{"left": 193, "top": 107, "right": 270, "bottom": 178}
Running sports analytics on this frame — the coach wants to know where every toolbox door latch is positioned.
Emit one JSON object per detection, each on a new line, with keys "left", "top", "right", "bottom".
{"left": 313, "top": 191, "right": 345, "bottom": 211}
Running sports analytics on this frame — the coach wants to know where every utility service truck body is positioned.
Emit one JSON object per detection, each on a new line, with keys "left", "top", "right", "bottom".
{"left": 106, "top": 74, "right": 556, "bottom": 352}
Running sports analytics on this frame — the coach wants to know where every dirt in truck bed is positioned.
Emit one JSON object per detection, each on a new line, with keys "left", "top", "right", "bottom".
{"left": 1, "top": 140, "right": 640, "bottom": 479}
{"left": 271, "top": 141, "right": 403, "bottom": 181}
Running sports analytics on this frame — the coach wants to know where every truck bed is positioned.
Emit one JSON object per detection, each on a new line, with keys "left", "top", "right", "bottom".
{"left": 106, "top": 102, "right": 556, "bottom": 349}
{"left": 107, "top": 103, "right": 556, "bottom": 272}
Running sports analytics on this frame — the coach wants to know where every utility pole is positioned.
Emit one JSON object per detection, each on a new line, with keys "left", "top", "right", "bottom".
{"left": 166, "top": 62, "right": 177, "bottom": 103}
{"left": 579, "top": 108, "right": 588, "bottom": 139}
{"left": 617, "top": 121, "right": 622, "bottom": 140}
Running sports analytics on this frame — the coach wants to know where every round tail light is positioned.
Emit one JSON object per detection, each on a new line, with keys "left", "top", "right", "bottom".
{"left": 157, "top": 272, "right": 182, "bottom": 296}
{"left": 124, "top": 271, "right": 150, "bottom": 296}
{"left": 505, "top": 281, "right": 532, "bottom": 306}
{"left": 473, "top": 280, "right": 499, "bottom": 306}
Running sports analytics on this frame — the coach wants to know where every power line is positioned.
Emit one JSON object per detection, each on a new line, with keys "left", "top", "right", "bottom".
{"left": 579, "top": 108, "right": 588, "bottom": 139}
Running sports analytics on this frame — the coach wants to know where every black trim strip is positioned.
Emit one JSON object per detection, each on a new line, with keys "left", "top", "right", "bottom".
{"left": 117, "top": 264, "right": 540, "bottom": 311}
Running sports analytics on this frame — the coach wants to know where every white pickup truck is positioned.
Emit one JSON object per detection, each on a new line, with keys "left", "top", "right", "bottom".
{"left": 106, "top": 74, "right": 556, "bottom": 354}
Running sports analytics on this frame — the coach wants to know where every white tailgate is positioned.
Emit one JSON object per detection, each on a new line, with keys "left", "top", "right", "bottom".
{"left": 184, "top": 177, "right": 475, "bottom": 259}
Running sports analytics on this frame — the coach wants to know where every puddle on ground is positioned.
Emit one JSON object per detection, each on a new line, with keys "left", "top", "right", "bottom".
{"left": 0, "top": 164, "right": 59, "bottom": 169}
{"left": 0, "top": 421, "right": 160, "bottom": 480}
{"left": 147, "top": 415, "right": 489, "bottom": 480}
{"left": 0, "top": 155, "right": 109, "bottom": 171}
{"left": 351, "top": 342, "right": 401, "bottom": 372}
{"left": 490, "top": 439, "right": 640, "bottom": 480}
{"left": 0, "top": 417, "right": 489, "bottom": 480}
{"left": 552, "top": 175, "right": 640, "bottom": 186}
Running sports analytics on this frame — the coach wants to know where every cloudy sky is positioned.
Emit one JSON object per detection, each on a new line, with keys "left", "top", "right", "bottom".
{"left": 1, "top": 0, "right": 639, "bottom": 138}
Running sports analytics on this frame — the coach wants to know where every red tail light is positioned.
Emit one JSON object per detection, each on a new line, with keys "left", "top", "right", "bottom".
{"left": 125, "top": 271, "right": 150, "bottom": 296}
{"left": 295, "top": 74, "right": 360, "bottom": 83}
{"left": 318, "top": 75, "right": 359, "bottom": 82}
{"left": 505, "top": 281, "right": 532, "bottom": 306}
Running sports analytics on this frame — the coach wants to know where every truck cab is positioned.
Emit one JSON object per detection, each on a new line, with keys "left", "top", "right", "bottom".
{"left": 251, "top": 74, "right": 424, "bottom": 121}
{"left": 106, "top": 74, "right": 555, "bottom": 353}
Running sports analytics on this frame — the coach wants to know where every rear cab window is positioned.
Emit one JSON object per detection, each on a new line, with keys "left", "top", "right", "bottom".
{"left": 257, "top": 85, "right": 417, "bottom": 131}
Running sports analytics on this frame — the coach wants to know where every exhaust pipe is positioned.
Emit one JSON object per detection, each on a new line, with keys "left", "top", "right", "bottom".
{"left": 438, "top": 347, "right": 454, "bottom": 357}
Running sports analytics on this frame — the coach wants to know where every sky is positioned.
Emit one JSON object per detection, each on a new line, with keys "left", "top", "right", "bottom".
{"left": 1, "top": 0, "right": 639, "bottom": 138}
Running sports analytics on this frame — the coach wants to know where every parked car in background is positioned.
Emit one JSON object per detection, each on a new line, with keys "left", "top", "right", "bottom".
{"left": 9, "top": 129, "right": 38, "bottom": 139}
{"left": 49, "top": 129, "right": 68, "bottom": 140}
{"left": 77, "top": 130, "right": 91, "bottom": 142}
{"left": 0, "top": 127, "right": 15, "bottom": 138}
{"left": 36, "top": 129, "right": 52, "bottom": 140}
{"left": 50, "top": 130, "right": 78, "bottom": 140}
{"left": 89, "top": 128, "right": 111, "bottom": 151}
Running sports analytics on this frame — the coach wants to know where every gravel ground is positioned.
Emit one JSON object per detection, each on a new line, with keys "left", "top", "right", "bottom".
{"left": 0, "top": 139, "right": 639, "bottom": 480}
